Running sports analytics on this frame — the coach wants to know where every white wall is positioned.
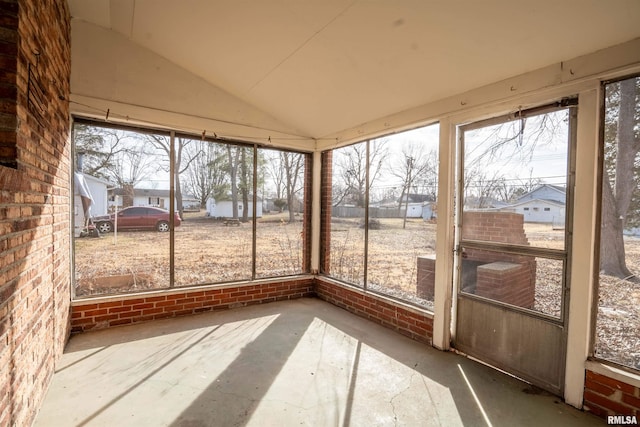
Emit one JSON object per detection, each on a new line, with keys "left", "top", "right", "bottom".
{"left": 70, "top": 21, "right": 310, "bottom": 149}
{"left": 207, "top": 200, "right": 263, "bottom": 218}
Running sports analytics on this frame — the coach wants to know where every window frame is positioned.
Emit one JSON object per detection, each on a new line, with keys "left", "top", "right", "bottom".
{"left": 71, "top": 118, "right": 312, "bottom": 299}
{"left": 320, "top": 123, "right": 440, "bottom": 311}
{"left": 590, "top": 73, "right": 640, "bottom": 372}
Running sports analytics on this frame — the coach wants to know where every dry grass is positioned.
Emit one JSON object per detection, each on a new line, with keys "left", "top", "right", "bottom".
{"left": 595, "top": 238, "right": 640, "bottom": 369}
{"left": 75, "top": 211, "right": 304, "bottom": 295}
{"left": 74, "top": 214, "right": 639, "bottom": 369}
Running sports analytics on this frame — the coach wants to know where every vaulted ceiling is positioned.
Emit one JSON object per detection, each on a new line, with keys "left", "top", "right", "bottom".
{"left": 68, "top": 0, "right": 640, "bottom": 143}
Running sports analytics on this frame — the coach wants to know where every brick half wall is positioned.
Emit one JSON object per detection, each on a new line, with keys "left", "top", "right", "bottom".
{"left": 315, "top": 278, "right": 433, "bottom": 345}
{"left": 584, "top": 369, "right": 639, "bottom": 420}
{"left": 71, "top": 278, "right": 315, "bottom": 333}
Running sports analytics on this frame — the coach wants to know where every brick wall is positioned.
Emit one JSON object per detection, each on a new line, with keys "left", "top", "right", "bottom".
{"left": 71, "top": 278, "right": 315, "bottom": 332}
{"left": 0, "top": 1, "right": 18, "bottom": 168}
{"left": 315, "top": 278, "right": 433, "bottom": 345}
{"left": 460, "top": 211, "right": 536, "bottom": 308}
{"left": 584, "top": 370, "right": 639, "bottom": 419}
{"left": 0, "top": 1, "right": 71, "bottom": 426}
{"left": 416, "top": 211, "right": 536, "bottom": 308}
{"left": 302, "top": 153, "right": 313, "bottom": 272}
{"left": 319, "top": 151, "right": 332, "bottom": 274}
{"left": 474, "top": 261, "right": 535, "bottom": 307}
{"left": 462, "top": 211, "right": 530, "bottom": 245}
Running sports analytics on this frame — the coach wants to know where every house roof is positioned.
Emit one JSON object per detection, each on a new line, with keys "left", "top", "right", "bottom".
{"left": 67, "top": 1, "right": 640, "bottom": 147}
{"left": 398, "top": 193, "right": 435, "bottom": 204}
{"left": 516, "top": 184, "right": 566, "bottom": 202}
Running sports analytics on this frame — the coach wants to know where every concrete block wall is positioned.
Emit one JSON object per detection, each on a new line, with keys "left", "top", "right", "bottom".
{"left": 0, "top": 1, "right": 72, "bottom": 426}
{"left": 71, "top": 278, "right": 315, "bottom": 333}
{"left": 584, "top": 370, "right": 639, "bottom": 419}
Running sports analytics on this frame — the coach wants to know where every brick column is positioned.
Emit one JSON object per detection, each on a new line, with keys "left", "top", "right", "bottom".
{"left": 302, "top": 152, "right": 313, "bottom": 272}
{"left": 320, "top": 150, "right": 332, "bottom": 274}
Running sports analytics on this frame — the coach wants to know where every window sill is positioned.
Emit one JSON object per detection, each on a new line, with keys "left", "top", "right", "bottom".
{"left": 585, "top": 359, "right": 640, "bottom": 389}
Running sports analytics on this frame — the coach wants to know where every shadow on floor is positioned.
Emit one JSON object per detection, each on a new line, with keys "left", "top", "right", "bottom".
{"left": 36, "top": 298, "right": 603, "bottom": 427}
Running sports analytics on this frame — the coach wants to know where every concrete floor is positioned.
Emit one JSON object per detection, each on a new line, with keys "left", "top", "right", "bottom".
{"left": 35, "top": 298, "right": 603, "bottom": 427}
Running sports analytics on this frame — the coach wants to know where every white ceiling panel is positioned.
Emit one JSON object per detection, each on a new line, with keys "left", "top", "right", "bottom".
{"left": 68, "top": 0, "right": 640, "bottom": 139}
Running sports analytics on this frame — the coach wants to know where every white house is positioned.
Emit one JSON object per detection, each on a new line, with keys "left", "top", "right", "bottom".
{"left": 499, "top": 184, "right": 567, "bottom": 224}
{"left": 206, "top": 197, "right": 263, "bottom": 218}
{"left": 108, "top": 188, "right": 197, "bottom": 212}
{"left": 506, "top": 198, "right": 566, "bottom": 224}
{"left": 516, "top": 184, "right": 566, "bottom": 204}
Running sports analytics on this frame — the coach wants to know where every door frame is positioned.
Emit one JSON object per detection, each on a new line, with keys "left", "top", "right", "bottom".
{"left": 450, "top": 99, "right": 577, "bottom": 395}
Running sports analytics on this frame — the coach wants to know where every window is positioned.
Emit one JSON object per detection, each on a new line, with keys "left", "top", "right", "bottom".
{"left": 458, "top": 103, "right": 573, "bottom": 318}
{"left": 321, "top": 124, "right": 439, "bottom": 310}
{"left": 73, "top": 124, "right": 170, "bottom": 296}
{"left": 544, "top": 207, "right": 551, "bottom": 212}
{"left": 594, "top": 75, "right": 640, "bottom": 370}
{"left": 72, "top": 121, "right": 311, "bottom": 297}
{"left": 524, "top": 207, "right": 530, "bottom": 211}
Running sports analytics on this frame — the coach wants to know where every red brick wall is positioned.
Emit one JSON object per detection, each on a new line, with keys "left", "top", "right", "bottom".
{"left": 319, "top": 151, "right": 332, "bottom": 274}
{"left": 71, "top": 278, "right": 315, "bottom": 332}
{"left": 475, "top": 262, "right": 535, "bottom": 307}
{"left": 315, "top": 278, "right": 433, "bottom": 345}
{"left": 462, "top": 211, "right": 530, "bottom": 244}
{"left": 0, "top": 1, "right": 18, "bottom": 167}
{"left": 461, "top": 211, "right": 536, "bottom": 308}
{"left": 584, "top": 370, "right": 639, "bottom": 419}
{"left": 0, "top": 1, "right": 71, "bottom": 426}
{"left": 302, "top": 153, "right": 313, "bottom": 272}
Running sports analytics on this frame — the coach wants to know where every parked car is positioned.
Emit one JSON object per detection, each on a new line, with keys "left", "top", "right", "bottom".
{"left": 93, "top": 206, "right": 181, "bottom": 233}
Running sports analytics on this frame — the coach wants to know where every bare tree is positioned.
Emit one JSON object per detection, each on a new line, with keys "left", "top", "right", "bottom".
{"left": 495, "top": 169, "right": 544, "bottom": 203}
{"left": 107, "top": 146, "right": 158, "bottom": 188}
{"left": 333, "top": 140, "right": 388, "bottom": 207}
{"left": 601, "top": 77, "right": 640, "bottom": 279}
{"left": 281, "top": 152, "right": 305, "bottom": 222}
{"left": 226, "top": 145, "right": 241, "bottom": 219}
{"left": 74, "top": 125, "right": 135, "bottom": 181}
{"left": 392, "top": 144, "right": 437, "bottom": 228}
{"left": 266, "top": 151, "right": 286, "bottom": 200}
{"left": 145, "top": 135, "right": 202, "bottom": 219}
{"left": 463, "top": 166, "right": 504, "bottom": 209}
{"left": 182, "top": 141, "right": 228, "bottom": 208}
{"left": 239, "top": 147, "right": 250, "bottom": 222}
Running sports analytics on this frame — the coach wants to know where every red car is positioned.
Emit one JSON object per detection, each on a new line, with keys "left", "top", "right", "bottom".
{"left": 93, "top": 206, "right": 181, "bottom": 233}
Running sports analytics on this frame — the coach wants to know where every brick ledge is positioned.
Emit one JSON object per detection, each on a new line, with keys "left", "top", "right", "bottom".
{"left": 586, "top": 360, "right": 640, "bottom": 389}
{"left": 315, "top": 276, "right": 435, "bottom": 319}
{"left": 72, "top": 275, "right": 315, "bottom": 306}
